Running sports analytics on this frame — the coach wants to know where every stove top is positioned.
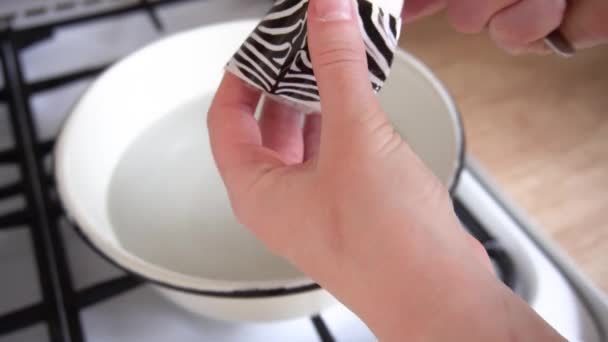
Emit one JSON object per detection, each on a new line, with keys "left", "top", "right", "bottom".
{"left": 0, "top": 1, "right": 606, "bottom": 341}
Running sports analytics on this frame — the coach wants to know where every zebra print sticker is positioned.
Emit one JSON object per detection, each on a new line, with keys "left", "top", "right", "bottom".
{"left": 225, "top": 0, "right": 402, "bottom": 113}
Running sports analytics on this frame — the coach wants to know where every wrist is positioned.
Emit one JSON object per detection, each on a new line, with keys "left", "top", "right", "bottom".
{"left": 319, "top": 218, "right": 564, "bottom": 342}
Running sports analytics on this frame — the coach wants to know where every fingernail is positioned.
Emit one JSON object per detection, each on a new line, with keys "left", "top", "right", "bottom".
{"left": 312, "top": 0, "right": 353, "bottom": 22}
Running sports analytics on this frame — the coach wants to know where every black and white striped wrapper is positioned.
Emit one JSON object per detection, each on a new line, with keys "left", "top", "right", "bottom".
{"left": 225, "top": 0, "right": 403, "bottom": 113}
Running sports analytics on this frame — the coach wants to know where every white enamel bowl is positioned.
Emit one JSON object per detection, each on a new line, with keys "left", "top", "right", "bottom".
{"left": 54, "top": 20, "right": 463, "bottom": 321}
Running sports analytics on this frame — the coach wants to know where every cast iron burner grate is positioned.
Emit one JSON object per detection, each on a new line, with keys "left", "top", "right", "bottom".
{"left": 0, "top": 1, "right": 516, "bottom": 341}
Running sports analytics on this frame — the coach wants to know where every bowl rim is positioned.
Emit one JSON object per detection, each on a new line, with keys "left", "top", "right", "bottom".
{"left": 54, "top": 24, "right": 465, "bottom": 298}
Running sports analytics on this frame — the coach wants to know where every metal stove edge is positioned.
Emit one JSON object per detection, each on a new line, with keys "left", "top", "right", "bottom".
{"left": 457, "top": 157, "right": 608, "bottom": 342}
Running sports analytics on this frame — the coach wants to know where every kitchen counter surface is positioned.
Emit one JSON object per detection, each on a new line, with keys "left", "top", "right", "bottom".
{"left": 399, "top": 16, "right": 608, "bottom": 293}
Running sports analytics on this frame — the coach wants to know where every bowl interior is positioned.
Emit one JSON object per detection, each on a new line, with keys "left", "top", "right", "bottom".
{"left": 381, "top": 50, "right": 462, "bottom": 187}
{"left": 107, "top": 94, "right": 303, "bottom": 282}
{"left": 55, "top": 20, "right": 462, "bottom": 292}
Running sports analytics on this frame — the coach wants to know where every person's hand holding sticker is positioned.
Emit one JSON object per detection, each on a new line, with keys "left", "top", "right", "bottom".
{"left": 208, "top": 0, "right": 566, "bottom": 340}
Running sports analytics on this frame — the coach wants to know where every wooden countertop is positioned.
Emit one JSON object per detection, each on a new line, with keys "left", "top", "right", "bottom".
{"left": 398, "top": 16, "right": 608, "bottom": 293}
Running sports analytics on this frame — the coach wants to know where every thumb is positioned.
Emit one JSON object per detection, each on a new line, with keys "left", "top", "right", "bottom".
{"left": 307, "top": 0, "right": 382, "bottom": 130}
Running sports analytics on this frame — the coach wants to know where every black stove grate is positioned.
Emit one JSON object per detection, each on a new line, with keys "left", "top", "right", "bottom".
{"left": 0, "top": 1, "right": 515, "bottom": 341}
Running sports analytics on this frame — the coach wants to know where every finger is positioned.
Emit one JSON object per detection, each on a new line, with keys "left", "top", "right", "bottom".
{"left": 489, "top": 0, "right": 566, "bottom": 53}
{"left": 207, "top": 73, "right": 285, "bottom": 197}
{"left": 402, "top": 0, "right": 446, "bottom": 23}
{"left": 303, "top": 113, "right": 322, "bottom": 161}
{"left": 445, "top": 0, "right": 519, "bottom": 33}
{"left": 560, "top": 0, "right": 608, "bottom": 49}
{"left": 505, "top": 39, "right": 553, "bottom": 56}
{"left": 527, "top": 39, "right": 553, "bottom": 55}
{"left": 307, "top": 0, "right": 382, "bottom": 130}
{"left": 259, "top": 97, "right": 304, "bottom": 165}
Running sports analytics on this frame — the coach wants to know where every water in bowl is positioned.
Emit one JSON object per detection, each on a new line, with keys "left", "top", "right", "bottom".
{"left": 108, "top": 95, "right": 303, "bottom": 282}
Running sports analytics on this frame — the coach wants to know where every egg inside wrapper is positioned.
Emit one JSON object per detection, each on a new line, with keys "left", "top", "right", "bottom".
{"left": 225, "top": 0, "right": 403, "bottom": 113}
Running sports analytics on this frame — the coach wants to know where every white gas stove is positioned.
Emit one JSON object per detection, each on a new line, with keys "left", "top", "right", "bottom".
{"left": 0, "top": 1, "right": 606, "bottom": 341}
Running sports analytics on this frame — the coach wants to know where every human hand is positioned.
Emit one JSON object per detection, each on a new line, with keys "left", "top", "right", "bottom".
{"left": 209, "top": 0, "right": 489, "bottom": 293}
{"left": 208, "top": 0, "right": 564, "bottom": 340}
{"left": 402, "top": 0, "right": 608, "bottom": 54}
